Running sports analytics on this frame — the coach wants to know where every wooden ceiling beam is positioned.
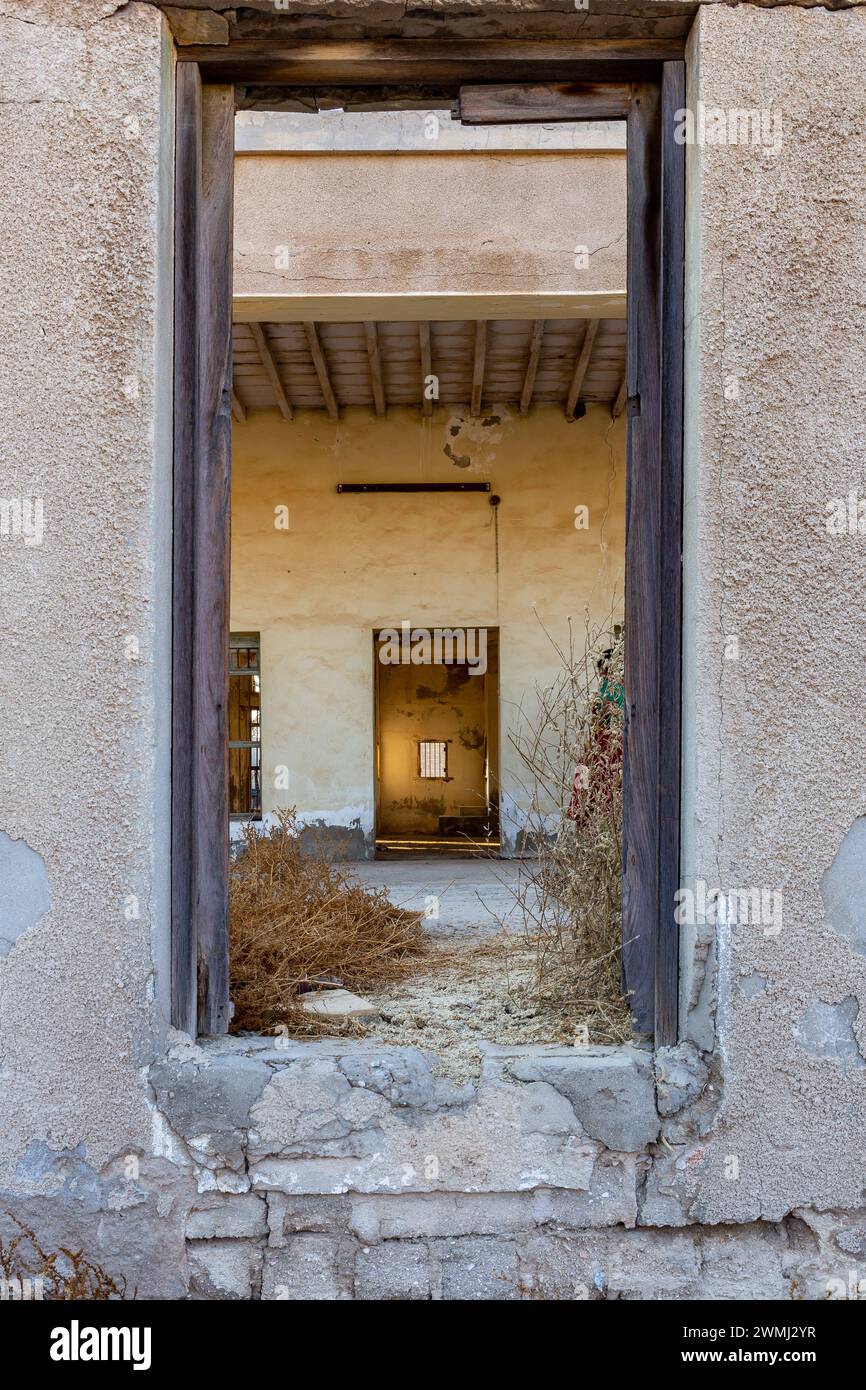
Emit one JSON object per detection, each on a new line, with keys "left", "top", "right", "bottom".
{"left": 612, "top": 373, "right": 628, "bottom": 420}
{"left": 364, "top": 320, "right": 386, "bottom": 417}
{"left": 519, "top": 319, "right": 545, "bottom": 416}
{"left": 231, "top": 388, "right": 246, "bottom": 424}
{"left": 565, "top": 318, "right": 600, "bottom": 421}
{"left": 419, "top": 321, "right": 433, "bottom": 418}
{"left": 471, "top": 320, "right": 487, "bottom": 418}
{"left": 304, "top": 321, "right": 339, "bottom": 419}
{"left": 248, "top": 321, "right": 293, "bottom": 421}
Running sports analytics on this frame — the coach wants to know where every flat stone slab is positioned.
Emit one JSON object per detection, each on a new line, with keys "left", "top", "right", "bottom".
{"left": 301, "top": 989, "right": 379, "bottom": 1019}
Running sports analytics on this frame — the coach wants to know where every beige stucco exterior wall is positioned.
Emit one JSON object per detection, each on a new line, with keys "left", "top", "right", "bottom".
{"left": 230, "top": 404, "right": 626, "bottom": 853}
{"left": 0, "top": 1, "right": 188, "bottom": 1295}
{"left": 233, "top": 150, "right": 626, "bottom": 298}
{"left": 671, "top": 2, "right": 866, "bottom": 1223}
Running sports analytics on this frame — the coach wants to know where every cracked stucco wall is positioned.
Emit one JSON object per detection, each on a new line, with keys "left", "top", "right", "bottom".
{"left": 233, "top": 149, "right": 626, "bottom": 298}
{"left": 678, "top": 2, "right": 866, "bottom": 1222}
{"left": 0, "top": 0, "right": 175, "bottom": 1181}
{"left": 1, "top": 0, "right": 866, "bottom": 1300}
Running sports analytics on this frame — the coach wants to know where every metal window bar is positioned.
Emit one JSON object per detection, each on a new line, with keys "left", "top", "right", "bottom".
{"left": 419, "top": 740, "right": 448, "bottom": 779}
{"left": 229, "top": 634, "right": 261, "bottom": 816}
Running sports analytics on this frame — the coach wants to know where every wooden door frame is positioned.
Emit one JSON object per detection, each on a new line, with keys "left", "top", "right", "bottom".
{"left": 171, "top": 42, "right": 685, "bottom": 1044}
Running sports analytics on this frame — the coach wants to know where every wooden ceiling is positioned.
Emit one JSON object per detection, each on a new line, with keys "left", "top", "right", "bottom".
{"left": 231, "top": 318, "right": 627, "bottom": 423}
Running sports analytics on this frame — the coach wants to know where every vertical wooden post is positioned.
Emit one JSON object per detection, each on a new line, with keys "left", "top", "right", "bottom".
{"left": 621, "top": 81, "right": 663, "bottom": 1036}
{"left": 171, "top": 64, "right": 201, "bottom": 1035}
{"left": 172, "top": 69, "right": 234, "bottom": 1036}
{"left": 655, "top": 60, "right": 686, "bottom": 1046}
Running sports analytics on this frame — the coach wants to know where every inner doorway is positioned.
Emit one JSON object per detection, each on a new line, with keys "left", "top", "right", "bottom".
{"left": 374, "top": 626, "right": 500, "bottom": 854}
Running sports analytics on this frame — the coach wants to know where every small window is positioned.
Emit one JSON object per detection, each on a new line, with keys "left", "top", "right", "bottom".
{"left": 229, "top": 633, "right": 261, "bottom": 817}
{"left": 419, "top": 740, "right": 448, "bottom": 779}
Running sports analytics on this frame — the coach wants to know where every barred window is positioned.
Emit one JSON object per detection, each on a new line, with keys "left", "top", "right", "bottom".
{"left": 229, "top": 634, "right": 261, "bottom": 817}
{"left": 419, "top": 740, "right": 448, "bottom": 779}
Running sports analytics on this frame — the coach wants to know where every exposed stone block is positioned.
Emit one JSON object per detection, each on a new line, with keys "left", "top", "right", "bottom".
{"left": 185, "top": 1194, "right": 268, "bottom": 1240}
{"left": 655, "top": 1042, "right": 709, "bottom": 1117}
{"left": 433, "top": 1235, "right": 520, "bottom": 1301}
{"left": 504, "top": 1048, "right": 659, "bottom": 1151}
{"left": 187, "top": 1239, "right": 262, "bottom": 1300}
{"left": 267, "top": 1194, "right": 350, "bottom": 1245}
{"left": 355, "top": 1241, "right": 431, "bottom": 1300}
{"left": 261, "top": 1235, "right": 354, "bottom": 1301}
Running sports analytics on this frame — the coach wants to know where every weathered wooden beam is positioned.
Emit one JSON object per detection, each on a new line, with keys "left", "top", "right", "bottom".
{"left": 519, "top": 319, "right": 545, "bottom": 416}
{"left": 457, "top": 82, "right": 635, "bottom": 125}
{"left": 173, "top": 78, "right": 236, "bottom": 1039}
{"left": 620, "top": 81, "right": 663, "bottom": 1039}
{"left": 471, "top": 320, "right": 487, "bottom": 418}
{"left": 364, "top": 320, "right": 386, "bottom": 417}
{"left": 419, "top": 321, "right": 433, "bottom": 418}
{"left": 177, "top": 39, "right": 682, "bottom": 86}
{"left": 249, "top": 321, "right": 293, "bottom": 421}
{"left": 234, "top": 290, "right": 626, "bottom": 324}
{"left": 172, "top": 62, "right": 201, "bottom": 1038}
{"left": 231, "top": 387, "right": 246, "bottom": 423}
{"left": 304, "top": 321, "right": 339, "bottom": 419}
{"left": 565, "top": 319, "right": 599, "bottom": 421}
{"left": 655, "top": 59, "right": 687, "bottom": 1048}
{"left": 611, "top": 374, "right": 628, "bottom": 420}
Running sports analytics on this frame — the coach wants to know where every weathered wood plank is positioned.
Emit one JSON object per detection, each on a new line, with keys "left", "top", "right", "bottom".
{"left": 177, "top": 38, "right": 682, "bottom": 86}
{"left": 621, "top": 81, "right": 662, "bottom": 1038}
{"left": 231, "top": 388, "right": 246, "bottom": 423}
{"left": 171, "top": 61, "right": 201, "bottom": 1037}
{"left": 364, "top": 320, "right": 386, "bottom": 416}
{"left": 565, "top": 318, "right": 599, "bottom": 420}
{"left": 458, "top": 82, "right": 635, "bottom": 125}
{"left": 611, "top": 374, "right": 628, "bottom": 419}
{"left": 655, "top": 61, "right": 686, "bottom": 1047}
{"left": 249, "top": 321, "right": 293, "bottom": 420}
{"left": 519, "top": 319, "right": 545, "bottom": 416}
{"left": 419, "top": 321, "right": 433, "bottom": 417}
{"left": 194, "top": 82, "right": 234, "bottom": 1037}
{"left": 471, "top": 320, "right": 487, "bottom": 418}
{"left": 305, "top": 321, "right": 339, "bottom": 419}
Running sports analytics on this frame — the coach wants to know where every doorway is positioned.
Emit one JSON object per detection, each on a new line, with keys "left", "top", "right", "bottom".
{"left": 374, "top": 626, "right": 500, "bottom": 854}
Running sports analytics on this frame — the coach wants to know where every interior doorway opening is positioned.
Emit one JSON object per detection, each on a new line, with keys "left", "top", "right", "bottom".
{"left": 374, "top": 625, "right": 500, "bottom": 856}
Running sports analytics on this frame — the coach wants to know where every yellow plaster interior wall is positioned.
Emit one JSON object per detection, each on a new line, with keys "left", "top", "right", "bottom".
{"left": 230, "top": 401, "right": 625, "bottom": 853}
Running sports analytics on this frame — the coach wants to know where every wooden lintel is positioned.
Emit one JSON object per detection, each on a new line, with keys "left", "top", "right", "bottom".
{"left": 471, "top": 320, "right": 487, "bottom": 418}
{"left": 249, "top": 321, "right": 292, "bottom": 421}
{"left": 519, "top": 319, "right": 545, "bottom": 416}
{"left": 304, "top": 321, "right": 339, "bottom": 419}
{"left": 176, "top": 38, "right": 682, "bottom": 87}
{"left": 364, "top": 320, "right": 386, "bottom": 417}
{"left": 565, "top": 319, "right": 599, "bottom": 421}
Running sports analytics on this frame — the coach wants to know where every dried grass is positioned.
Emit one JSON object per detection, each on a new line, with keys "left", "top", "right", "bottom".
{"left": 0, "top": 1214, "right": 130, "bottom": 1300}
{"left": 506, "top": 614, "right": 632, "bottom": 1044}
{"left": 229, "top": 811, "right": 428, "bottom": 1035}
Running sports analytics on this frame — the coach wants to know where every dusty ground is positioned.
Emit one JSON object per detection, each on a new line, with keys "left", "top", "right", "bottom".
{"left": 338, "top": 858, "right": 618, "bottom": 1079}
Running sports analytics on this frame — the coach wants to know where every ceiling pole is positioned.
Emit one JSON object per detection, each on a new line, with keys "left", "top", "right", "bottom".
{"left": 519, "top": 319, "right": 545, "bottom": 416}
{"left": 565, "top": 318, "right": 599, "bottom": 421}
{"left": 364, "top": 321, "right": 386, "bottom": 416}
{"left": 305, "top": 321, "right": 339, "bottom": 419}
{"left": 471, "top": 320, "right": 487, "bottom": 418}
{"left": 249, "top": 321, "right": 293, "bottom": 421}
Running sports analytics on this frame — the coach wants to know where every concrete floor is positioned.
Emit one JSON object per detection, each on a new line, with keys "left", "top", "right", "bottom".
{"left": 341, "top": 857, "right": 526, "bottom": 938}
